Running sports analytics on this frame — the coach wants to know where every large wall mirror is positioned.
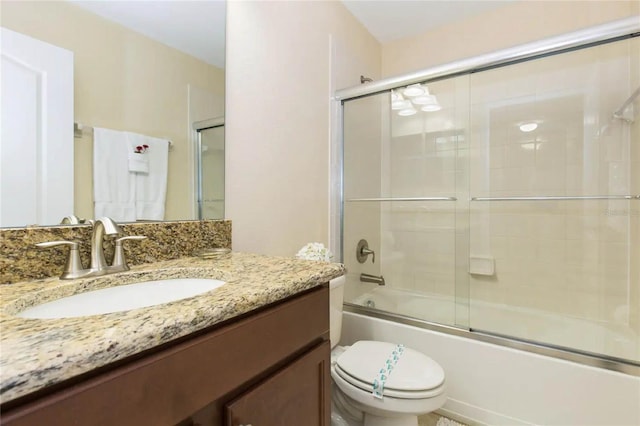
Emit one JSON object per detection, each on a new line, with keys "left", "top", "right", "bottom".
{"left": 0, "top": 0, "right": 225, "bottom": 227}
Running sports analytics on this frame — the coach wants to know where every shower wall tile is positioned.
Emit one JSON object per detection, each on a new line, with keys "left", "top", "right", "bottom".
{"left": 566, "top": 291, "right": 601, "bottom": 319}
{"left": 565, "top": 266, "right": 599, "bottom": 293}
{"left": 383, "top": 206, "right": 457, "bottom": 306}
{"left": 535, "top": 238, "right": 566, "bottom": 264}
{"left": 343, "top": 96, "right": 384, "bottom": 199}
{"left": 535, "top": 140, "right": 566, "bottom": 168}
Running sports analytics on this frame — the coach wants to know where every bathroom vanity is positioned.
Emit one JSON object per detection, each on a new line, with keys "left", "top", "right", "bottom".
{"left": 0, "top": 253, "right": 344, "bottom": 425}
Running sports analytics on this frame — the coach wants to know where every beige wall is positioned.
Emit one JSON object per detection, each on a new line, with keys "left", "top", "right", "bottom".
{"left": 382, "top": 0, "right": 639, "bottom": 77}
{"left": 1, "top": 1, "right": 224, "bottom": 222}
{"left": 226, "top": 0, "right": 380, "bottom": 256}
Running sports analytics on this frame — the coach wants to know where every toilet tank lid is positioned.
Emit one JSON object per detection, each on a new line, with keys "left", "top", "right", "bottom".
{"left": 336, "top": 340, "right": 445, "bottom": 392}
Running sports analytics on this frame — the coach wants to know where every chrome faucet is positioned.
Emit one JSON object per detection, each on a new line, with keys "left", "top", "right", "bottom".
{"left": 36, "top": 217, "right": 146, "bottom": 280}
{"left": 88, "top": 217, "right": 122, "bottom": 273}
{"left": 60, "top": 215, "right": 84, "bottom": 225}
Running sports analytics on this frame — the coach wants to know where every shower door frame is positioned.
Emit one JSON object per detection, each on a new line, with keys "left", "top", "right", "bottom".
{"left": 193, "top": 117, "right": 225, "bottom": 220}
{"left": 331, "top": 16, "right": 640, "bottom": 376}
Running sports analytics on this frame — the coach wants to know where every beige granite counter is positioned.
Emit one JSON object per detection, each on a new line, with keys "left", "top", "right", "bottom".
{"left": 0, "top": 220, "right": 232, "bottom": 284}
{"left": 0, "top": 252, "right": 345, "bottom": 404}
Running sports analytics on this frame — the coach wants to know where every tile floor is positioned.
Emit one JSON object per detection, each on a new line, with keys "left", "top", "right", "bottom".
{"left": 419, "top": 412, "right": 468, "bottom": 426}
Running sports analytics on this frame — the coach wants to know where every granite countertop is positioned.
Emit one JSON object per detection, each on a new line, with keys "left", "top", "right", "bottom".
{"left": 0, "top": 252, "right": 345, "bottom": 404}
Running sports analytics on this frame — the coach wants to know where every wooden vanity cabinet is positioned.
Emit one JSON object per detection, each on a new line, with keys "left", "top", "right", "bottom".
{"left": 1, "top": 285, "right": 330, "bottom": 426}
{"left": 225, "top": 340, "right": 330, "bottom": 426}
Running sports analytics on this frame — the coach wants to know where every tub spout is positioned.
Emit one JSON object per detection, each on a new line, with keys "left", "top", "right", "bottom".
{"left": 360, "top": 273, "right": 385, "bottom": 286}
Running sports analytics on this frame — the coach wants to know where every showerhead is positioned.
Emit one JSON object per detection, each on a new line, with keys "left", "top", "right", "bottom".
{"left": 612, "top": 86, "right": 640, "bottom": 124}
{"left": 597, "top": 86, "right": 640, "bottom": 137}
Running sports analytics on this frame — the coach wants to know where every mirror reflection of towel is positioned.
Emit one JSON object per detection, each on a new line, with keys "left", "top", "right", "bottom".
{"left": 127, "top": 132, "right": 169, "bottom": 221}
{"left": 93, "top": 127, "right": 169, "bottom": 221}
{"left": 93, "top": 127, "right": 136, "bottom": 221}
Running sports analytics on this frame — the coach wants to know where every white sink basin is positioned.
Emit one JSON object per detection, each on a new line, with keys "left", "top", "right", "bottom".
{"left": 17, "top": 278, "right": 225, "bottom": 319}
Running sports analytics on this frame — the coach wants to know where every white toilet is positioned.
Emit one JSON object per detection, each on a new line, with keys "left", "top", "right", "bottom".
{"left": 329, "top": 276, "right": 447, "bottom": 426}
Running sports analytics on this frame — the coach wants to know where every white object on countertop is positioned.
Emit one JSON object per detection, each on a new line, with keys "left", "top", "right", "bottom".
{"left": 296, "top": 242, "right": 333, "bottom": 262}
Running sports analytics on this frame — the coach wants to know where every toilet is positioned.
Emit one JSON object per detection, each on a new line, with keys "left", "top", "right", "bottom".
{"left": 329, "top": 276, "right": 447, "bottom": 426}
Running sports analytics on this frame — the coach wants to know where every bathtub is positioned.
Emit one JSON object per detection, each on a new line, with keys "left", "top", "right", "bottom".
{"left": 351, "top": 287, "right": 638, "bottom": 361}
{"left": 343, "top": 287, "right": 640, "bottom": 425}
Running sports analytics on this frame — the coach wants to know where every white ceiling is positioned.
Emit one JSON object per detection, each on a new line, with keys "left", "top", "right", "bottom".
{"left": 70, "top": 0, "right": 226, "bottom": 68}
{"left": 69, "top": 1, "right": 516, "bottom": 69}
{"left": 342, "top": 0, "right": 517, "bottom": 43}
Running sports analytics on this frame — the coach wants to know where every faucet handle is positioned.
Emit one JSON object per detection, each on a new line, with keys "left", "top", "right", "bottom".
{"left": 112, "top": 236, "right": 147, "bottom": 271}
{"left": 356, "top": 239, "right": 375, "bottom": 264}
{"left": 36, "top": 240, "right": 85, "bottom": 279}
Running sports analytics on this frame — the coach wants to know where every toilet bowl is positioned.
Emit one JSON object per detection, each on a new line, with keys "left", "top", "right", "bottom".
{"left": 329, "top": 276, "right": 446, "bottom": 426}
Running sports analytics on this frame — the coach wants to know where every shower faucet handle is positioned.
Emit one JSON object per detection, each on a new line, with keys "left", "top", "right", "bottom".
{"left": 361, "top": 247, "right": 375, "bottom": 263}
{"left": 356, "top": 239, "right": 375, "bottom": 264}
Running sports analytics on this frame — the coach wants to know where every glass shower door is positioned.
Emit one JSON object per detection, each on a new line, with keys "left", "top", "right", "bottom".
{"left": 467, "top": 36, "right": 640, "bottom": 362}
{"left": 197, "top": 125, "right": 225, "bottom": 220}
{"left": 342, "top": 75, "right": 470, "bottom": 329}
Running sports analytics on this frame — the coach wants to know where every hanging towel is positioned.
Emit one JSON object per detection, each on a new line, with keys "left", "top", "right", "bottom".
{"left": 127, "top": 132, "right": 169, "bottom": 220}
{"left": 93, "top": 127, "right": 136, "bottom": 221}
{"left": 128, "top": 150, "right": 149, "bottom": 173}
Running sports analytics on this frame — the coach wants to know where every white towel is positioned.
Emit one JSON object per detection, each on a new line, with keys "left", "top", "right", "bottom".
{"left": 127, "top": 132, "right": 169, "bottom": 220}
{"left": 128, "top": 151, "right": 149, "bottom": 173}
{"left": 93, "top": 128, "right": 136, "bottom": 221}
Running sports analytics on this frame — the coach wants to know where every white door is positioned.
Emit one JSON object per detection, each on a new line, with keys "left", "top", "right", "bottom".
{"left": 0, "top": 27, "right": 74, "bottom": 227}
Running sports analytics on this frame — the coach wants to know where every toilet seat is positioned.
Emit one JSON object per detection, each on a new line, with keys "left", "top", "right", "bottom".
{"left": 334, "top": 365, "right": 444, "bottom": 399}
{"left": 334, "top": 341, "right": 445, "bottom": 399}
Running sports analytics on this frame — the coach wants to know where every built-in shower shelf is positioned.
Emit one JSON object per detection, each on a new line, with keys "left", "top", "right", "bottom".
{"left": 346, "top": 197, "right": 457, "bottom": 202}
{"left": 470, "top": 195, "right": 640, "bottom": 201}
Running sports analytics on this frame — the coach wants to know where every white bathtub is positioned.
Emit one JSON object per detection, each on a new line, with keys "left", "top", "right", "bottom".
{"left": 343, "top": 288, "right": 640, "bottom": 425}
{"left": 351, "top": 287, "right": 638, "bottom": 361}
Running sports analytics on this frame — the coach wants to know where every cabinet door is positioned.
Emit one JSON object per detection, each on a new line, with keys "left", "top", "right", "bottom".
{"left": 225, "top": 340, "right": 330, "bottom": 426}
